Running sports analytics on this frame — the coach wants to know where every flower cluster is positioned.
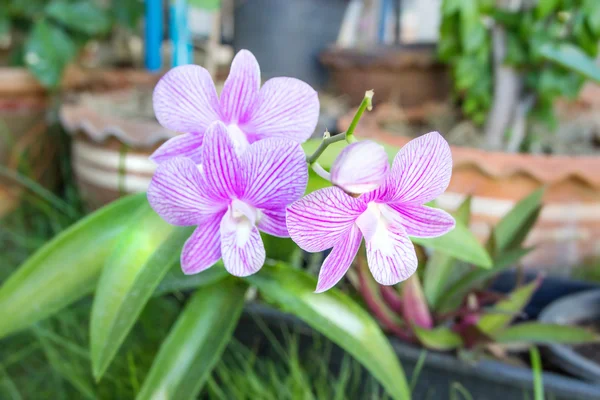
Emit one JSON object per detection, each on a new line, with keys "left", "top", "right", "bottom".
{"left": 148, "top": 49, "right": 455, "bottom": 291}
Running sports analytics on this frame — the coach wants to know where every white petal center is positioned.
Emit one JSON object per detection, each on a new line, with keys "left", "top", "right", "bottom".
{"left": 223, "top": 199, "right": 261, "bottom": 247}
{"left": 356, "top": 202, "right": 399, "bottom": 256}
{"left": 227, "top": 124, "right": 250, "bottom": 154}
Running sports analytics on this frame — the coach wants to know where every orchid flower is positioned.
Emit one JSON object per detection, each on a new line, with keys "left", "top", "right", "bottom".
{"left": 330, "top": 140, "right": 389, "bottom": 195}
{"left": 151, "top": 49, "right": 320, "bottom": 163}
{"left": 148, "top": 121, "right": 308, "bottom": 276}
{"left": 287, "top": 132, "right": 455, "bottom": 292}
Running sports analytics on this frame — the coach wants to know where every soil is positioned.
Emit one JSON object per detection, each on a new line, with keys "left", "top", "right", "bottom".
{"left": 572, "top": 320, "right": 600, "bottom": 365}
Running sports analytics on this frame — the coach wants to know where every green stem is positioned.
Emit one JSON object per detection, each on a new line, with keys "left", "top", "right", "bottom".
{"left": 311, "top": 162, "right": 331, "bottom": 181}
{"left": 305, "top": 90, "right": 374, "bottom": 165}
{"left": 345, "top": 90, "right": 373, "bottom": 143}
{"left": 306, "top": 132, "right": 347, "bottom": 165}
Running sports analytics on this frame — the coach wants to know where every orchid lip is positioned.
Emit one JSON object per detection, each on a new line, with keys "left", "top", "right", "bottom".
{"left": 227, "top": 124, "right": 250, "bottom": 153}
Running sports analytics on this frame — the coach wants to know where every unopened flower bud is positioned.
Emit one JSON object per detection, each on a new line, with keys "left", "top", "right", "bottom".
{"left": 331, "top": 140, "right": 389, "bottom": 194}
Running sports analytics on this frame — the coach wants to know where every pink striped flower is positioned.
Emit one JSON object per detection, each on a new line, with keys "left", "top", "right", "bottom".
{"left": 151, "top": 49, "right": 319, "bottom": 163}
{"left": 287, "top": 132, "right": 455, "bottom": 292}
{"left": 331, "top": 140, "right": 389, "bottom": 194}
{"left": 148, "top": 121, "right": 308, "bottom": 276}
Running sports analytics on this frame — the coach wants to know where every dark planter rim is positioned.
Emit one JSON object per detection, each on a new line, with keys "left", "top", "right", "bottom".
{"left": 244, "top": 302, "right": 600, "bottom": 399}
{"left": 539, "top": 289, "right": 600, "bottom": 382}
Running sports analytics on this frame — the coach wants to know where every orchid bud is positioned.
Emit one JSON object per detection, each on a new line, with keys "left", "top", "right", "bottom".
{"left": 330, "top": 140, "right": 389, "bottom": 194}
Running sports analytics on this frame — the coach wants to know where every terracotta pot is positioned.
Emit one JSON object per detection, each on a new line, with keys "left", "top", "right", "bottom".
{"left": 320, "top": 45, "right": 450, "bottom": 107}
{"left": 339, "top": 109, "right": 600, "bottom": 270}
{"left": 0, "top": 66, "right": 160, "bottom": 215}
{"left": 0, "top": 68, "right": 53, "bottom": 216}
{"left": 60, "top": 87, "right": 175, "bottom": 209}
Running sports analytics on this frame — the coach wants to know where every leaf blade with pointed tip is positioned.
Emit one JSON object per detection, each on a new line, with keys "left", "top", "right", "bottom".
{"left": 246, "top": 263, "right": 411, "bottom": 400}
{"left": 0, "top": 193, "right": 147, "bottom": 339}
{"left": 136, "top": 278, "right": 247, "bottom": 400}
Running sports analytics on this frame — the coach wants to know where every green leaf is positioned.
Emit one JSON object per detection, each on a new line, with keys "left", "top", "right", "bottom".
{"left": 188, "top": 0, "right": 221, "bottom": 9}
{"left": 494, "top": 322, "right": 600, "bottom": 345}
{"left": 24, "top": 20, "right": 76, "bottom": 87}
{"left": 46, "top": 0, "right": 112, "bottom": 35}
{"left": 535, "top": 0, "right": 560, "bottom": 19}
{"left": 90, "top": 209, "right": 183, "bottom": 380}
{"left": 247, "top": 264, "right": 411, "bottom": 400}
{"left": 423, "top": 197, "right": 471, "bottom": 308}
{"left": 539, "top": 43, "right": 600, "bottom": 83}
{"left": 136, "top": 278, "right": 247, "bottom": 400}
{"left": 585, "top": 0, "right": 600, "bottom": 36}
{"left": 531, "top": 346, "right": 544, "bottom": 400}
{"left": 113, "top": 0, "right": 145, "bottom": 30}
{"left": 412, "top": 221, "right": 492, "bottom": 268}
{"left": 491, "top": 188, "right": 544, "bottom": 253}
{"left": 0, "top": 193, "right": 146, "bottom": 339}
{"left": 413, "top": 326, "right": 463, "bottom": 351}
{"left": 477, "top": 279, "right": 540, "bottom": 335}
{"left": 154, "top": 263, "right": 229, "bottom": 297}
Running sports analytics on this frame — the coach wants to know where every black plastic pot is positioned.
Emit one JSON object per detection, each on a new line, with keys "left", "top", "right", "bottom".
{"left": 236, "top": 303, "right": 600, "bottom": 400}
{"left": 233, "top": 0, "right": 347, "bottom": 88}
{"left": 539, "top": 290, "right": 600, "bottom": 382}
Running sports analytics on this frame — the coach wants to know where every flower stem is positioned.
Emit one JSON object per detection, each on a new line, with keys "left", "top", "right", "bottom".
{"left": 305, "top": 90, "right": 374, "bottom": 165}
{"left": 345, "top": 90, "right": 373, "bottom": 143}
{"left": 306, "top": 131, "right": 347, "bottom": 165}
{"left": 311, "top": 162, "right": 331, "bottom": 181}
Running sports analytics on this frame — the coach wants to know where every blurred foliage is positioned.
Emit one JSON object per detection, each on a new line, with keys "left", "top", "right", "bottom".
{"left": 0, "top": 0, "right": 144, "bottom": 87}
{"left": 359, "top": 189, "right": 600, "bottom": 354}
{"left": 439, "top": 0, "right": 600, "bottom": 129}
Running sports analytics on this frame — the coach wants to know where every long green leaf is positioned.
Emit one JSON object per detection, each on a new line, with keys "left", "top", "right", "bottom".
{"left": 424, "top": 197, "right": 471, "bottom": 308}
{"left": 436, "top": 247, "right": 534, "bottom": 314}
{"left": 0, "top": 193, "right": 146, "bottom": 339}
{"left": 136, "top": 278, "right": 247, "bottom": 400}
{"left": 491, "top": 188, "right": 544, "bottom": 254}
{"left": 247, "top": 264, "right": 411, "bottom": 400}
{"left": 494, "top": 322, "right": 600, "bottom": 344}
{"left": 530, "top": 347, "right": 544, "bottom": 400}
{"left": 90, "top": 210, "right": 186, "bottom": 380}
{"left": 413, "top": 326, "right": 463, "bottom": 351}
{"left": 477, "top": 279, "right": 540, "bottom": 335}
{"left": 539, "top": 43, "right": 600, "bottom": 83}
{"left": 412, "top": 221, "right": 492, "bottom": 268}
{"left": 154, "top": 263, "right": 229, "bottom": 297}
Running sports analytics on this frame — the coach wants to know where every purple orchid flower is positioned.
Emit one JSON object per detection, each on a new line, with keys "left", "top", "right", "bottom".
{"left": 151, "top": 49, "right": 320, "bottom": 163}
{"left": 148, "top": 121, "right": 308, "bottom": 276}
{"left": 287, "top": 132, "right": 455, "bottom": 292}
{"left": 331, "top": 140, "right": 390, "bottom": 194}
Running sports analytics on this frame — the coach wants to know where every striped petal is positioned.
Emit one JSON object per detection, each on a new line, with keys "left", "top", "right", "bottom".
{"left": 181, "top": 212, "right": 224, "bottom": 274}
{"left": 202, "top": 121, "right": 243, "bottom": 200}
{"left": 331, "top": 140, "right": 389, "bottom": 194}
{"left": 315, "top": 225, "right": 362, "bottom": 293}
{"left": 257, "top": 208, "right": 288, "bottom": 238}
{"left": 147, "top": 157, "right": 222, "bottom": 226}
{"left": 244, "top": 77, "right": 319, "bottom": 143}
{"left": 365, "top": 220, "right": 418, "bottom": 286}
{"left": 150, "top": 133, "right": 203, "bottom": 164}
{"left": 381, "top": 131, "right": 452, "bottom": 205}
{"left": 220, "top": 50, "right": 260, "bottom": 124}
{"left": 241, "top": 138, "right": 308, "bottom": 209}
{"left": 388, "top": 204, "right": 455, "bottom": 238}
{"left": 220, "top": 208, "right": 266, "bottom": 276}
{"left": 153, "top": 65, "right": 220, "bottom": 134}
{"left": 286, "top": 187, "right": 366, "bottom": 252}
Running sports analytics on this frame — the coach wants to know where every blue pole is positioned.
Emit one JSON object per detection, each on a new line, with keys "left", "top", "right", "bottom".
{"left": 145, "top": 0, "right": 162, "bottom": 72}
{"left": 171, "top": 0, "right": 192, "bottom": 66}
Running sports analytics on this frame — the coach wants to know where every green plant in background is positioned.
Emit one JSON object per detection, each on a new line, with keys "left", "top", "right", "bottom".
{"left": 439, "top": 0, "right": 600, "bottom": 152}
{"left": 358, "top": 188, "right": 599, "bottom": 355}
{"left": 0, "top": 0, "right": 143, "bottom": 87}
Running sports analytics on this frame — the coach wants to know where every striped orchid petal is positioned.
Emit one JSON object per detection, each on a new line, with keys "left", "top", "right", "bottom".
{"left": 331, "top": 140, "right": 389, "bottom": 194}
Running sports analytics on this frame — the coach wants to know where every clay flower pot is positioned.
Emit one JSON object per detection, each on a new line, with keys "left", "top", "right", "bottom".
{"left": 321, "top": 45, "right": 450, "bottom": 107}
{"left": 339, "top": 107, "right": 600, "bottom": 270}
{"left": 60, "top": 87, "right": 175, "bottom": 209}
{"left": 0, "top": 68, "right": 54, "bottom": 216}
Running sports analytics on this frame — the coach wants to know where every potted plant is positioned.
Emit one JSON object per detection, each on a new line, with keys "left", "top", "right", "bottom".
{"left": 339, "top": 0, "right": 600, "bottom": 269}
{"left": 0, "top": 0, "right": 147, "bottom": 215}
